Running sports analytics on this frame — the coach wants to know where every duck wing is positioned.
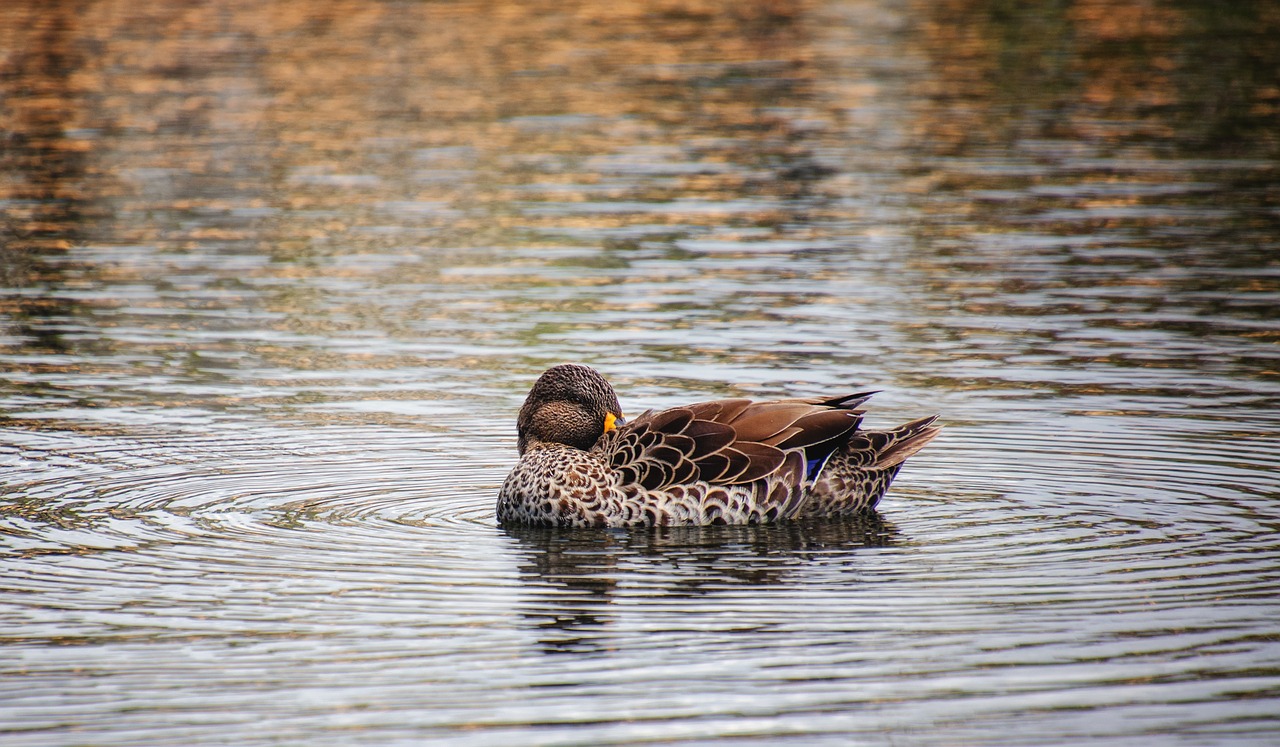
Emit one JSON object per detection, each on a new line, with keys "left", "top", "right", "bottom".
{"left": 596, "top": 393, "right": 877, "bottom": 491}
{"left": 687, "top": 394, "right": 873, "bottom": 475}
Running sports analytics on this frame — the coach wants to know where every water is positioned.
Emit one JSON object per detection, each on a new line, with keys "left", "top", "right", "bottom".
{"left": 2, "top": 0, "right": 1279, "bottom": 744}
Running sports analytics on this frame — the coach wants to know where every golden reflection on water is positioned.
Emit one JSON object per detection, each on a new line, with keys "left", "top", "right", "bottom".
{"left": 915, "top": 0, "right": 1279, "bottom": 154}
{"left": 2, "top": 8, "right": 1272, "bottom": 240}
{"left": 0, "top": 0, "right": 1277, "bottom": 398}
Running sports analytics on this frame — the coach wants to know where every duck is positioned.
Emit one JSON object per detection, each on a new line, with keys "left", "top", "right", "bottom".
{"left": 498, "top": 364, "right": 940, "bottom": 527}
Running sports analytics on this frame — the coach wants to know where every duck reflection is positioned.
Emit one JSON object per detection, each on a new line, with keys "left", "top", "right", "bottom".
{"left": 505, "top": 514, "right": 897, "bottom": 655}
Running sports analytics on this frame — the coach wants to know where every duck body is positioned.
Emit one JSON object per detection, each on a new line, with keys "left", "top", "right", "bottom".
{"left": 498, "top": 364, "right": 940, "bottom": 528}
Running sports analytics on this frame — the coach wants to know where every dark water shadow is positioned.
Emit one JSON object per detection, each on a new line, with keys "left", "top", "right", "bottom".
{"left": 504, "top": 514, "right": 898, "bottom": 654}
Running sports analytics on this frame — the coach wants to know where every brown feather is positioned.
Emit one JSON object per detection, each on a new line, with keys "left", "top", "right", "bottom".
{"left": 684, "top": 400, "right": 726, "bottom": 420}
{"left": 727, "top": 403, "right": 819, "bottom": 441}
{"left": 694, "top": 451, "right": 731, "bottom": 482}
{"left": 773, "top": 450, "right": 806, "bottom": 517}
{"left": 760, "top": 426, "right": 803, "bottom": 446}
{"left": 684, "top": 420, "right": 736, "bottom": 458}
{"left": 727, "top": 442, "right": 787, "bottom": 484}
{"left": 670, "top": 458, "right": 698, "bottom": 485}
{"left": 776, "top": 410, "right": 861, "bottom": 450}
{"left": 610, "top": 440, "right": 639, "bottom": 468}
{"left": 661, "top": 433, "right": 695, "bottom": 454}
{"left": 818, "top": 391, "right": 879, "bottom": 409}
{"left": 873, "top": 417, "right": 942, "bottom": 469}
{"left": 687, "top": 398, "right": 752, "bottom": 424}
{"left": 638, "top": 459, "right": 673, "bottom": 490}
{"left": 647, "top": 408, "right": 694, "bottom": 434}
{"left": 645, "top": 443, "right": 685, "bottom": 467}
{"left": 714, "top": 447, "right": 752, "bottom": 483}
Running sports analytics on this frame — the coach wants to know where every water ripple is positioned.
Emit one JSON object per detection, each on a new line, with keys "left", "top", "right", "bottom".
{"left": 3, "top": 0, "right": 1280, "bottom": 743}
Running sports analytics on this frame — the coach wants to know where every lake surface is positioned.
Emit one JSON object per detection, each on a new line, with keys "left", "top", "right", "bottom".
{"left": 2, "top": 0, "right": 1279, "bottom": 744}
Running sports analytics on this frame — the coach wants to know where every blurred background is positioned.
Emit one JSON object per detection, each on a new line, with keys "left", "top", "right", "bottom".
{"left": 2, "top": 1, "right": 1278, "bottom": 745}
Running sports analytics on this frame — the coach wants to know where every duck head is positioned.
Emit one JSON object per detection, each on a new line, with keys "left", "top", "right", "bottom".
{"left": 516, "top": 364, "right": 625, "bottom": 454}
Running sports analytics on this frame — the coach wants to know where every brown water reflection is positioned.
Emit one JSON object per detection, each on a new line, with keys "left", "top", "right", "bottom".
{"left": 2, "top": 1, "right": 1279, "bottom": 745}
{"left": 917, "top": 1, "right": 1280, "bottom": 155}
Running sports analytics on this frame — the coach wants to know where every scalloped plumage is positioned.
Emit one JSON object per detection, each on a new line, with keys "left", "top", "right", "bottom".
{"left": 498, "top": 364, "right": 940, "bottom": 527}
